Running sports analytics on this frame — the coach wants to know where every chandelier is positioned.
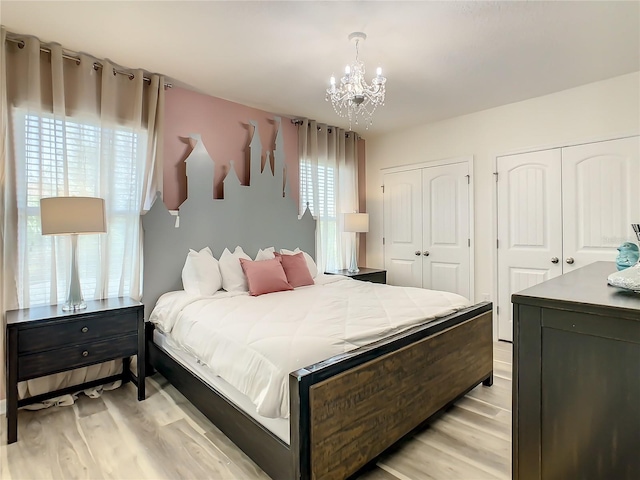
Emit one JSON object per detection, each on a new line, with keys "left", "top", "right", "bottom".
{"left": 326, "top": 32, "right": 387, "bottom": 129}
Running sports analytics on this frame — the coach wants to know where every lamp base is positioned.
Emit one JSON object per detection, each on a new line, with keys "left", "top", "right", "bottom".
{"left": 62, "top": 234, "right": 86, "bottom": 312}
{"left": 348, "top": 234, "right": 359, "bottom": 274}
{"left": 62, "top": 301, "right": 87, "bottom": 312}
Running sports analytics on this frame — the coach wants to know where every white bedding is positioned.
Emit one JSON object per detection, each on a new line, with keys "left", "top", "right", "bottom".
{"left": 149, "top": 274, "right": 471, "bottom": 419}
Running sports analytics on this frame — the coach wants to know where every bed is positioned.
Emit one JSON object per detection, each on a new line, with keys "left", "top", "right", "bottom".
{"left": 146, "top": 293, "right": 492, "bottom": 479}
{"left": 141, "top": 131, "right": 493, "bottom": 480}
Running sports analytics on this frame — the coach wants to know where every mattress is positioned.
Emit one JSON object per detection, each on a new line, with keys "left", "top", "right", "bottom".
{"left": 149, "top": 274, "right": 470, "bottom": 419}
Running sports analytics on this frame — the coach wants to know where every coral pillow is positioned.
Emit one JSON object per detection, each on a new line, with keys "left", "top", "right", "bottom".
{"left": 280, "top": 248, "right": 318, "bottom": 278}
{"left": 239, "top": 257, "right": 293, "bottom": 296}
{"left": 274, "top": 252, "right": 315, "bottom": 288}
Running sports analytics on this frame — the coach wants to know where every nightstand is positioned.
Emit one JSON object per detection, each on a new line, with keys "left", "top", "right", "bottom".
{"left": 5, "top": 297, "right": 145, "bottom": 444}
{"left": 325, "top": 267, "right": 387, "bottom": 284}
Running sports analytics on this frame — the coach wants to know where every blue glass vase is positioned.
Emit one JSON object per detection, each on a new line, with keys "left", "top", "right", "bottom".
{"left": 616, "top": 242, "right": 639, "bottom": 270}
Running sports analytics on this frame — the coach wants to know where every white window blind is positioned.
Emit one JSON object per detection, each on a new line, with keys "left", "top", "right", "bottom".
{"left": 299, "top": 160, "right": 340, "bottom": 269}
{"left": 14, "top": 110, "right": 146, "bottom": 307}
{"left": 299, "top": 161, "right": 336, "bottom": 219}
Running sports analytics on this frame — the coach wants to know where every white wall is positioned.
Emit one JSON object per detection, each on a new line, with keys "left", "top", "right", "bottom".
{"left": 366, "top": 72, "right": 640, "bottom": 303}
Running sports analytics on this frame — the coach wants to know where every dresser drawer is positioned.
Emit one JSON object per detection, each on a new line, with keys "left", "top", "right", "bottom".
{"left": 17, "top": 311, "right": 138, "bottom": 354}
{"left": 18, "top": 333, "right": 138, "bottom": 381}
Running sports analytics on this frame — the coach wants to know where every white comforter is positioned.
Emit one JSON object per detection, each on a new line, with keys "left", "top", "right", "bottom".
{"left": 149, "top": 274, "right": 470, "bottom": 419}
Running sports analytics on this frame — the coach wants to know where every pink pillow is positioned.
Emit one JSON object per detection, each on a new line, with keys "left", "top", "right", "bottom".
{"left": 275, "top": 252, "right": 314, "bottom": 288}
{"left": 239, "top": 257, "right": 293, "bottom": 296}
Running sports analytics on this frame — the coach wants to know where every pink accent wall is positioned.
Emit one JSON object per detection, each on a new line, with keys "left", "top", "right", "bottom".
{"left": 163, "top": 87, "right": 299, "bottom": 210}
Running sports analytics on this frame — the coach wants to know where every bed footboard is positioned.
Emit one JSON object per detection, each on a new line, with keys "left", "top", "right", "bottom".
{"left": 291, "top": 307, "right": 493, "bottom": 480}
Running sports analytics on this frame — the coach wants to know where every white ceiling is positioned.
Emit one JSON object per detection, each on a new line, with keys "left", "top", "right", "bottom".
{"left": 2, "top": 1, "right": 639, "bottom": 137}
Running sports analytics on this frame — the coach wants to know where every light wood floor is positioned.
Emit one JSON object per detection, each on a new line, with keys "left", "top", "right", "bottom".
{"left": 0, "top": 342, "right": 512, "bottom": 480}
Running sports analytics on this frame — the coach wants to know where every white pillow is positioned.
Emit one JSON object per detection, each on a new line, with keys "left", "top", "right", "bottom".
{"left": 280, "top": 248, "right": 318, "bottom": 278}
{"left": 181, "top": 247, "right": 222, "bottom": 295}
{"left": 255, "top": 247, "right": 276, "bottom": 261}
{"left": 219, "top": 246, "right": 251, "bottom": 292}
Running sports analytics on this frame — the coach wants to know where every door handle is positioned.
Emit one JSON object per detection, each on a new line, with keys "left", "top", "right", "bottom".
{"left": 414, "top": 251, "right": 422, "bottom": 256}
{"left": 423, "top": 251, "right": 430, "bottom": 256}
{"left": 551, "top": 257, "right": 559, "bottom": 264}
{"left": 566, "top": 257, "right": 575, "bottom": 264}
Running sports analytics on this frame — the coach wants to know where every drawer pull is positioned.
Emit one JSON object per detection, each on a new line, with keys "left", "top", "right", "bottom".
{"left": 82, "top": 350, "right": 89, "bottom": 357}
{"left": 81, "top": 326, "right": 89, "bottom": 333}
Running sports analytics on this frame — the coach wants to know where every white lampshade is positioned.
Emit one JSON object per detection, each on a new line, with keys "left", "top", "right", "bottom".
{"left": 40, "top": 197, "right": 107, "bottom": 235}
{"left": 344, "top": 213, "right": 369, "bottom": 233}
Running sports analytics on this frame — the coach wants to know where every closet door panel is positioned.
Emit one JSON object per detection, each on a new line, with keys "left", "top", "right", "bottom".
{"left": 383, "top": 170, "right": 423, "bottom": 287}
{"left": 562, "top": 137, "right": 640, "bottom": 272}
{"left": 422, "top": 163, "right": 471, "bottom": 299}
{"left": 497, "top": 149, "right": 563, "bottom": 341}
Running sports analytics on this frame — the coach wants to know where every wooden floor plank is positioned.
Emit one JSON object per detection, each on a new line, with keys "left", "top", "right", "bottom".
{"left": 493, "top": 347, "right": 512, "bottom": 364}
{"left": 160, "top": 418, "right": 255, "bottom": 479}
{"left": 493, "top": 360, "right": 513, "bottom": 380}
{"left": 3, "top": 409, "right": 55, "bottom": 480}
{"left": 100, "top": 385, "right": 199, "bottom": 479}
{"left": 75, "top": 395, "right": 108, "bottom": 418}
{"left": 77, "top": 406, "right": 154, "bottom": 479}
{"left": 136, "top": 377, "right": 185, "bottom": 428}
{"left": 13, "top": 405, "right": 105, "bottom": 480}
{"left": 494, "top": 341, "right": 513, "bottom": 354}
{"left": 445, "top": 405, "right": 511, "bottom": 441}
{"left": 455, "top": 395, "right": 506, "bottom": 420}
{"left": 1, "top": 343, "right": 513, "bottom": 480}
{"left": 379, "top": 436, "right": 500, "bottom": 480}
{"left": 417, "top": 416, "right": 511, "bottom": 479}
{"left": 204, "top": 427, "right": 272, "bottom": 480}
{"left": 467, "top": 376, "right": 512, "bottom": 412}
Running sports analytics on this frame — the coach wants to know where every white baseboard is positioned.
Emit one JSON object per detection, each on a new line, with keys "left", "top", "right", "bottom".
{"left": 0, "top": 398, "right": 5, "bottom": 416}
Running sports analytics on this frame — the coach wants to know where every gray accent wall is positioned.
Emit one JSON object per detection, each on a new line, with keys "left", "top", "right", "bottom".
{"left": 142, "top": 118, "right": 315, "bottom": 317}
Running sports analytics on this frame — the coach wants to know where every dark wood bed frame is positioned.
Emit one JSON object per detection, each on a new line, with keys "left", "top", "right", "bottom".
{"left": 142, "top": 127, "right": 493, "bottom": 479}
{"left": 146, "top": 301, "right": 493, "bottom": 480}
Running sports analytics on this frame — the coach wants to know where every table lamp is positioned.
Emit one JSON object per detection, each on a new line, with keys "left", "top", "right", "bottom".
{"left": 344, "top": 212, "right": 369, "bottom": 274}
{"left": 40, "top": 197, "right": 107, "bottom": 311}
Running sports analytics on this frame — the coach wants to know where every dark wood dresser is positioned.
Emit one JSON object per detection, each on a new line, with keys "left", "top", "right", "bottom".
{"left": 5, "top": 297, "right": 145, "bottom": 444}
{"left": 512, "top": 262, "right": 640, "bottom": 480}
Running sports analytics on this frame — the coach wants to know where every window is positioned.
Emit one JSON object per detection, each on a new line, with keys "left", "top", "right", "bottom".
{"left": 299, "top": 160, "right": 336, "bottom": 219}
{"left": 14, "top": 110, "right": 146, "bottom": 307}
{"left": 299, "top": 159, "right": 339, "bottom": 269}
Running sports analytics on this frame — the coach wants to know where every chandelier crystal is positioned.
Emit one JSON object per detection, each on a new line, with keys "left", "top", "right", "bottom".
{"left": 326, "top": 32, "right": 386, "bottom": 129}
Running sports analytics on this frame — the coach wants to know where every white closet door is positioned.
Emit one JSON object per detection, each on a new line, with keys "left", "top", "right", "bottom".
{"left": 497, "top": 149, "right": 563, "bottom": 341}
{"left": 562, "top": 137, "right": 640, "bottom": 272}
{"left": 422, "top": 163, "right": 471, "bottom": 299}
{"left": 383, "top": 169, "right": 423, "bottom": 287}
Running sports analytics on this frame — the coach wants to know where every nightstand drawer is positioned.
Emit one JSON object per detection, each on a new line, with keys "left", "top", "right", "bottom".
{"left": 18, "top": 311, "right": 138, "bottom": 354}
{"left": 18, "top": 333, "right": 138, "bottom": 381}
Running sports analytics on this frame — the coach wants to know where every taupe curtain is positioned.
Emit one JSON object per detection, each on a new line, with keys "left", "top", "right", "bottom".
{"left": 298, "top": 119, "right": 358, "bottom": 272}
{"left": 0, "top": 27, "right": 165, "bottom": 402}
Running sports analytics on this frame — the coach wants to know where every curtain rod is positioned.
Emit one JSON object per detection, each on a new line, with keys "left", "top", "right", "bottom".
{"left": 5, "top": 36, "right": 173, "bottom": 89}
{"left": 291, "top": 118, "right": 360, "bottom": 138}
